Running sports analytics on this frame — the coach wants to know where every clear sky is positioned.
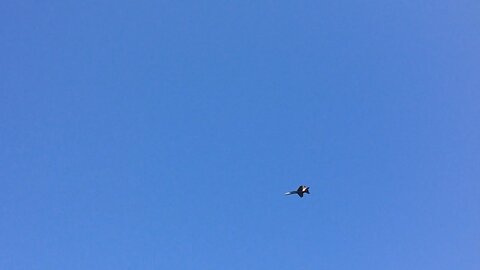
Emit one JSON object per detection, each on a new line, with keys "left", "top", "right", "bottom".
{"left": 1, "top": 1, "right": 479, "bottom": 269}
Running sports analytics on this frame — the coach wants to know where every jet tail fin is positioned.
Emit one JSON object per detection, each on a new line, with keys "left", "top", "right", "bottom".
{"left": 305, "top": 187, "right": 310, "bottom": 194}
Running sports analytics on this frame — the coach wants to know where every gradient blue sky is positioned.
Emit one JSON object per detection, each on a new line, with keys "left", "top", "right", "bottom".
{"left": 1, "top": 1, "right": 479, "bottom": 269}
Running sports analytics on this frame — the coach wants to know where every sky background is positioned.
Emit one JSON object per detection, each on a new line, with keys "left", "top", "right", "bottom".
{"left": 1, "top": 1, "right": 479, "bottom": 269}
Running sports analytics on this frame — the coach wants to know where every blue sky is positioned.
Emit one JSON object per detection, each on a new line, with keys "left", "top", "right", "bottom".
{"left": 1, "top": 1, "right": 479, "bottom": 269}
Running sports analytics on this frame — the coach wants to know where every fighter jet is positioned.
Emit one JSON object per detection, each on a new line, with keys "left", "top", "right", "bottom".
{"left": 285, "top": 185, "right": 310, "bottom": 198}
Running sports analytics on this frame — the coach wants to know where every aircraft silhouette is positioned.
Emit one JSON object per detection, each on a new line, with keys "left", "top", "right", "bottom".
{"left": 285, "top": 185, "right": 310, "bottom": 198}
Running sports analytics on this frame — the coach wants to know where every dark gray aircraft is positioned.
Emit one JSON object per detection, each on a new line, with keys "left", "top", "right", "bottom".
{"left": 285, "top": 185, "right": 310, "bottom": 198}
